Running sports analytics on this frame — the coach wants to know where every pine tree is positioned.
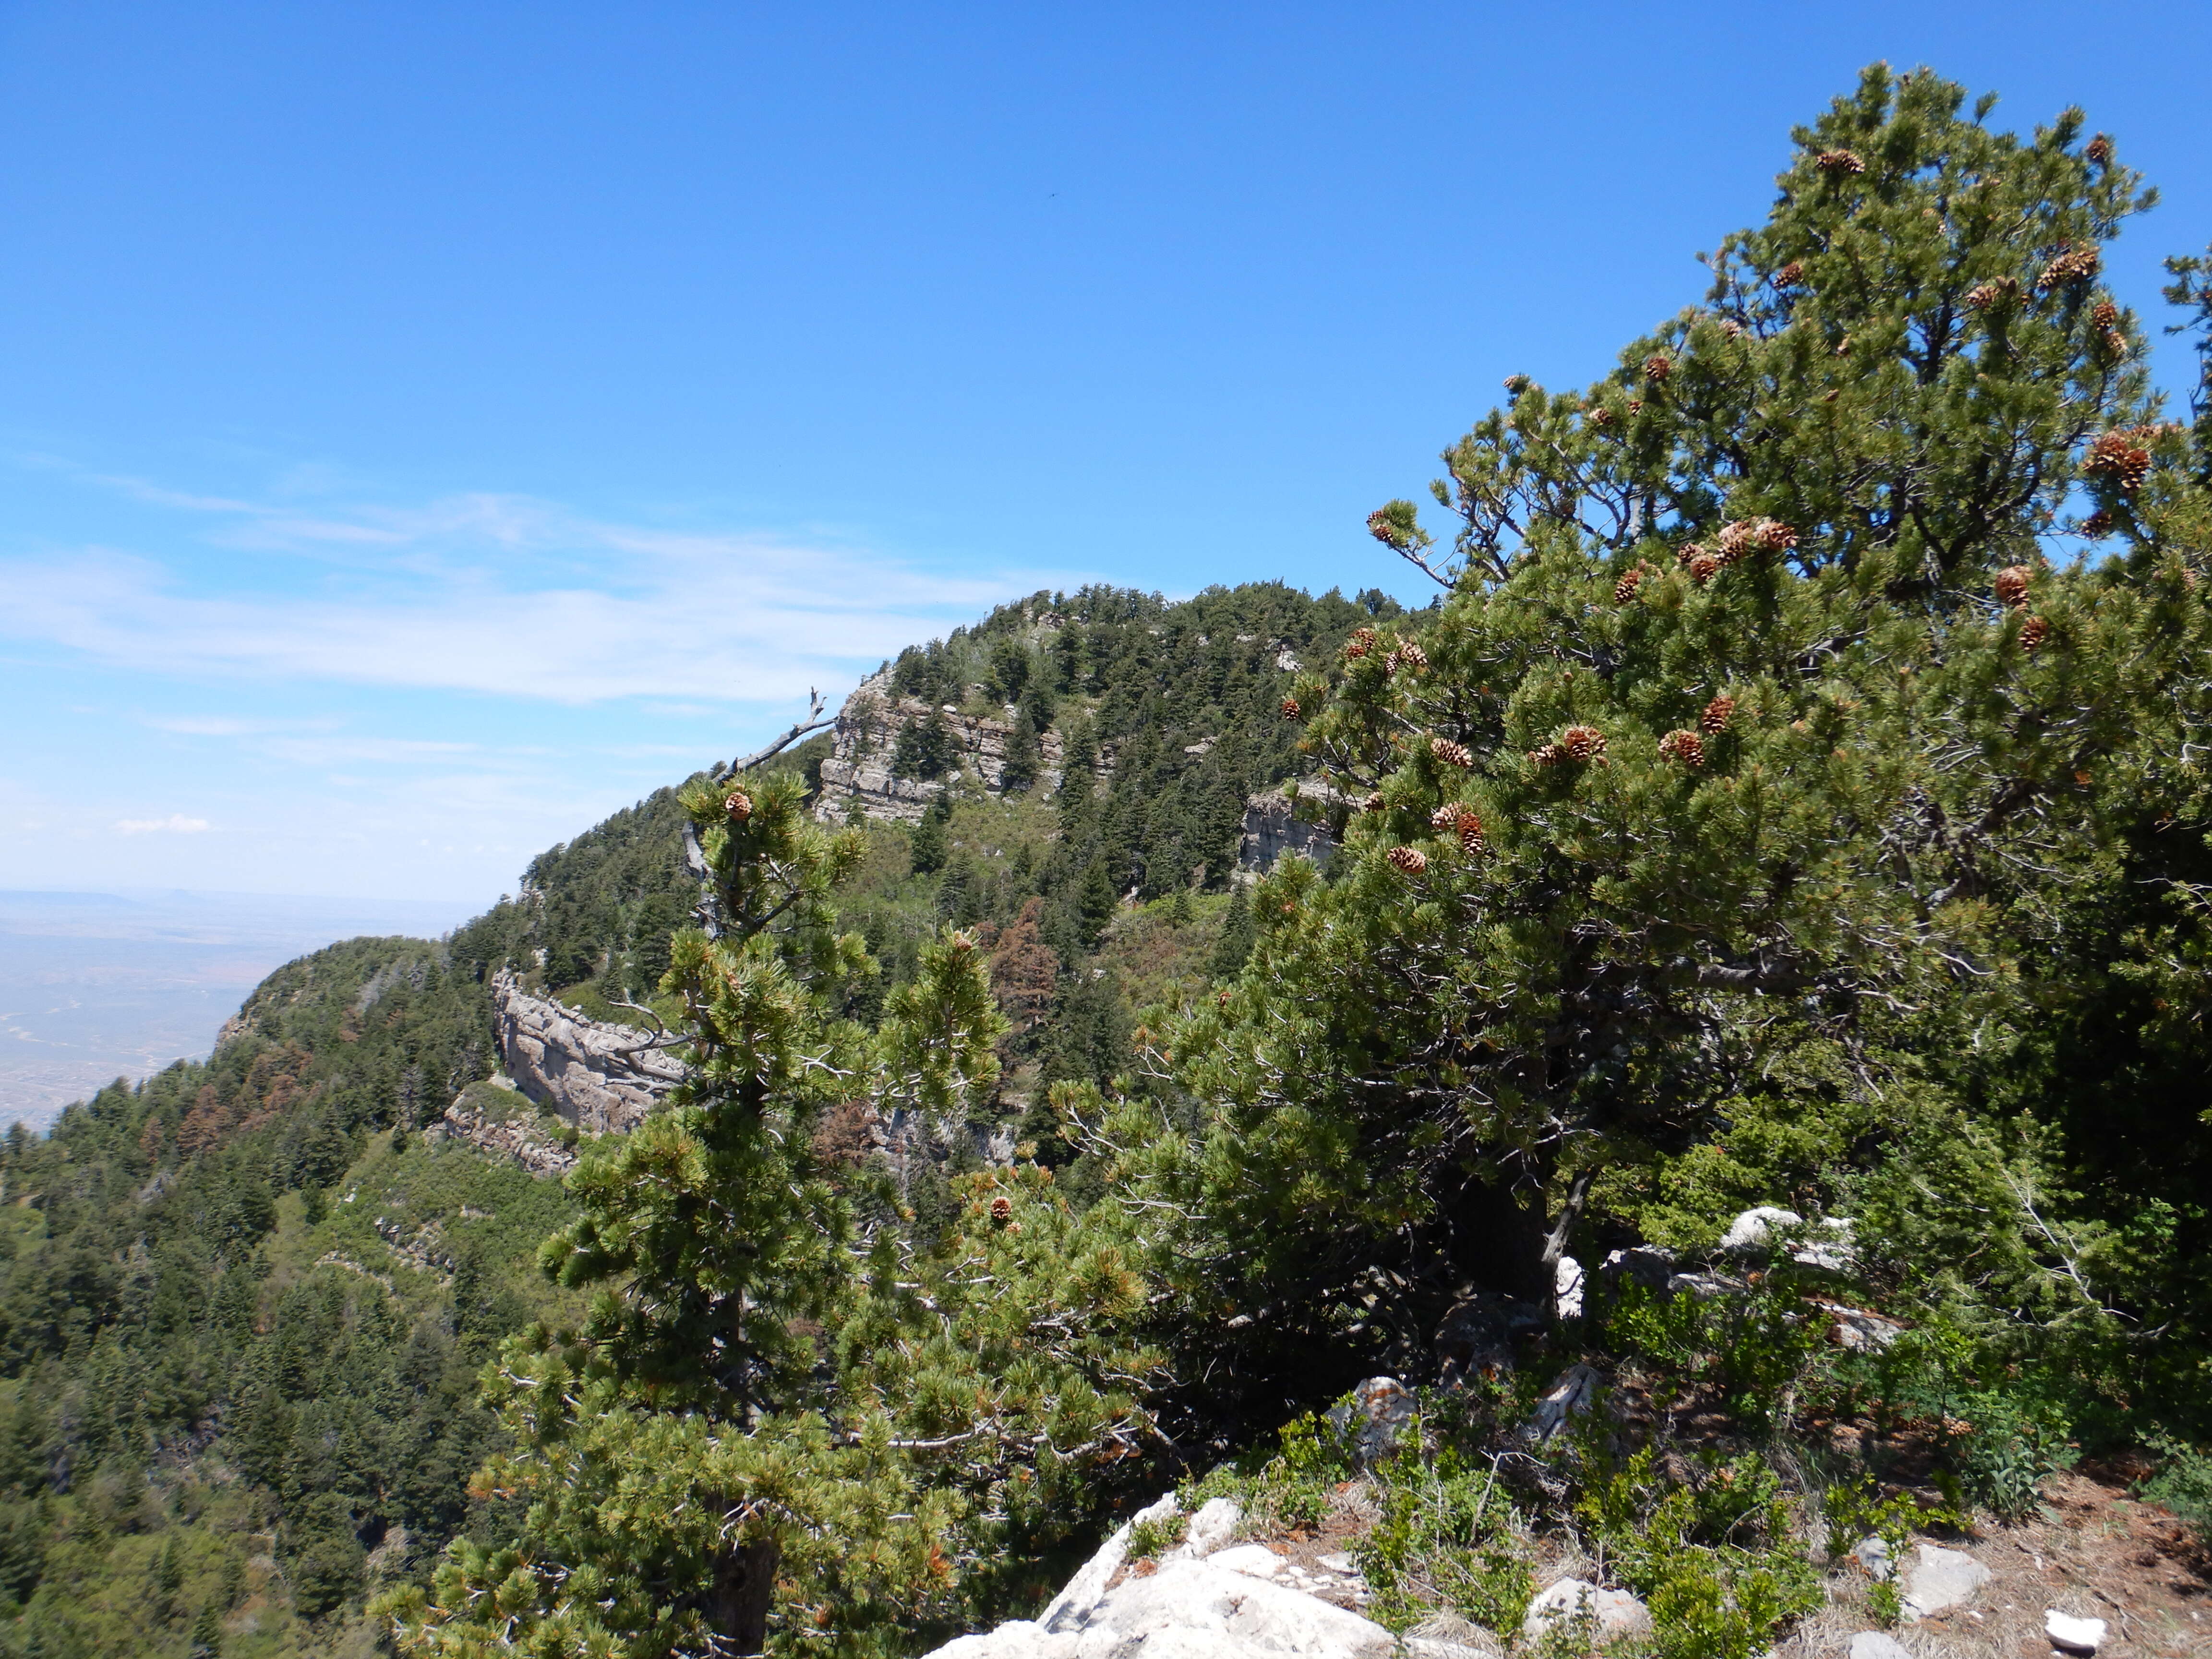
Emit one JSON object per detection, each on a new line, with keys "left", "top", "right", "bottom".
{"left": 1136, "top": 67, "right": 2209, "bottom": 1408}
{"left": 380, "top": 762, "right": 1165, "bottom": 1656}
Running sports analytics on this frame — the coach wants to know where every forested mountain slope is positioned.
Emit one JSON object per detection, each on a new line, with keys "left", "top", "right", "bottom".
{"left": 0, "top": 581, "right": 1372, "bottom": 1655}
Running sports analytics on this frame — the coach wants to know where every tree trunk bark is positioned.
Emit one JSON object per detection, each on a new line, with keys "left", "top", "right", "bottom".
{"left": 706, "top": 1536, "right": 780, "bottom": 1657}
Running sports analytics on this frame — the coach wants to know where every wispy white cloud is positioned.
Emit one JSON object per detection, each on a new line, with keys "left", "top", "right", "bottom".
{"left": 1, "top": 478, "right": 1073, "bottom": 705}
{"left": 116, "top": 815, "right": 211, "bottom": 835}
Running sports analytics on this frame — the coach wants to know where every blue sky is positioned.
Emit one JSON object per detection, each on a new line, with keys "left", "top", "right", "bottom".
{"left": 3, "top": 2, "right": 2207, "bottom": 909}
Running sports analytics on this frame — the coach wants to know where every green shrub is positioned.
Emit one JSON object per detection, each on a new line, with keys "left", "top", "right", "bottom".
{"left": 2140, "top": 1434, "right": 2212, "bottom": 1548}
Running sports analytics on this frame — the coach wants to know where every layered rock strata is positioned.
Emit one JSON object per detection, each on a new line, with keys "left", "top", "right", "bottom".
{"left": 491, "top": 970, "right": 683, "bottom": 1133}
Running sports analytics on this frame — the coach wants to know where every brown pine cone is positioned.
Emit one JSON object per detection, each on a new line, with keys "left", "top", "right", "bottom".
{"left": 1688, "top": 551, "right": 1723, "bottom": 585}
{"left": 1644, "top": 354, "right": 1672, "bottom": 384}
{"left": 1965, "top": 281, "right": 1999, "bottom": 310}
{"left": 2084, "top": 431, "right": 2152, "bottom": 492}
{"left": 1589, "top": 405, "right": 1615, "bottom": 428}
{"left": 1362, "top": 791, "right": 1385, "bottom": 813}
{"left": 2103, "top": 327, "right": 2129, "bottom": 358}
{"left": 1816, "top": 149, "right": 1866, "bottom": 175}
{"left": 2020, "top": 616, "right": 2052, "bottom": 652}
{"left": 990, "top": 1194, "right": 1013, "bottom": 1227}
{"left": 1385, "top": 845, "right": 1429, "bottom": 876}
{"left": 2081, "top": 510, "right": 2112, "bottom": 538}
{"left": 1627, "top": 398, "right": 1644, "bottom": 416}
{"left": 1394, "top": 641, "right": 1429, "bottom": 672}
{"left": 2091, "top": 300, "right": 2119, "bottom": 328}
{"left": 1755, "top": 518, "right": 1799, "bottom": 552}
{"left": 1774, "top": 261, "right": 1806, "bottom": 288}
{"left": 724, "top": 790, "right": 754, "bottom": 822}
{"left": 1614, "top": 566, "right": 1647, "bottom": 604}
{"left": 1431, "top": 738, "right": 1475, "bottom": 769}
{"left": 1676, "top": 542, "right": 1704, "bottom": 566}
{"left": 1279, "top": 697, "right": 1301, "bottom": 721}
{"left": 1720, "top": 318, "right": 1744, "bottom": 340}
{"left": 1503, "top": 373, "right": 1531, "bottom": 396}
{"left": 1456, "top": 811, "right": 1485, "bottom": 855}
{"left": 2085, "top": 133, "right": 2113, "bottom": 166}
{"left": 1701, "top": 694, "right": 1737, "bottom": 734}
{"left": 1343, "top": 638, "right": 1369, "bottom": 660}
{"left": 1430, "top": 804, "right": 1461, "bottom": 831}
{"left": 1528, "top": 743, "right": 1566, "bottom": 769}
{"left": 1562, "top": 725, "right": 1607, "bottom": 761}
{"left": 1658, "top": 729, "right": 1705, "bottom": 768}
{"left": 1993, "top": 565, "right": 2032, "bottom": 608}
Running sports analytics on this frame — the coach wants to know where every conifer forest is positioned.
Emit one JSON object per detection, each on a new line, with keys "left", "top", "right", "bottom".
{"left": 9, "top": 67, "right": 2212, "bottom": 1659}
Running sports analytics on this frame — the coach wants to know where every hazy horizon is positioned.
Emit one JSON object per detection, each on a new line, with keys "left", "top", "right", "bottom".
{"left": 0, "top": 886, "right": 487, "bottom": 1132}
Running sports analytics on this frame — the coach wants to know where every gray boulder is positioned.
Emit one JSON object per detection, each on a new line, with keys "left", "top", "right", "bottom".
{"left": 1520, "top": 1577, "right": 1652, "bottom": 1641}
{"left": 1900, "top": 1543, "right": 1989, "bottom": 1620}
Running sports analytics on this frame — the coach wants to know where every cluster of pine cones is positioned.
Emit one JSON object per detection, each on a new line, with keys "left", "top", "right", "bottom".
{"left": 1658, "top": 730, "right": 1705, "bottom": 768}
{"left": 2036, "top": 242, "right": 2102, "bottom": 291}
{"left": 2084, "top": 430, "right": 2152, "bottom": 493}
{"left": 1344, "top": 627, "right": 1378, "bottom": 660}
{"left": 1965, "top": 276, "right": 2020, "bottom": 312}
{"left": 1430, "top": 804, "right": 1486, "bottom": 853}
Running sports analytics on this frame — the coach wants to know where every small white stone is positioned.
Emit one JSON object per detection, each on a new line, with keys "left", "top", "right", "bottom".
{"left": 2045, "top": 1610, "right": 2106, "bottom": 1653}
{"left": 1848, "top": 1636, "right": 1911, "bottom": 1659}
{"left": 1315, "top": 1553, "right": 1357, "bottom": 1575}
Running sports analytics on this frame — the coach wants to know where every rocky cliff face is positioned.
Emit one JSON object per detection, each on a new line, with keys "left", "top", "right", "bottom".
{"left": 492, "top": 969, "right": 683, "bottom": 1133}
{"left": 814, "top": 671, "right": 1070, "bottom": 824}
{"left": 1238, "top": 781, "right": 1338, "bottom": 876}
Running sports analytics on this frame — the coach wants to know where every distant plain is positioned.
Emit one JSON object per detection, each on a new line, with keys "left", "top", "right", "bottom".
{"left": 0, "top": 888, "right": 481, "bottom": 1130}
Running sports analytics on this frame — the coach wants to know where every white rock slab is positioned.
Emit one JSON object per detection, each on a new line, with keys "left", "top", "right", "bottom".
{"left": 1040, "top": 1492, "right": 1178, "bottom": 1632}
{"left": 1206, "top": 1543, "right": 1287, "bottom": 1580}
{"left": 1901, "top": 1543, "right": 1989, "bottom": 1619}
{"left": 1847, "top": 1635, "right": 1911, "bottom": 1659}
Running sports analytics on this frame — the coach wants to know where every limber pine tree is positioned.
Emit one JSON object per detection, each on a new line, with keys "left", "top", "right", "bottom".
{"left": 381, "top": 749, "right": 1165, "bottom": 1657}
{"left": 1113, "top": 66, "right": 2211, "bottom": 1406}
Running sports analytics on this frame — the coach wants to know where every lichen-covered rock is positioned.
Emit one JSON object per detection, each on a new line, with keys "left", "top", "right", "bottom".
{"left": 1325, "top": 1377, "right": 1417, "bottom": 1467}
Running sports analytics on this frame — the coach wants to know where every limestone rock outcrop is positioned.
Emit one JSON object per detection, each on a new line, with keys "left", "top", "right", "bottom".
{"left": 492, "top": 970, "right": 683, "bottom": 1133}
{"left": 925, "top": 1492, "right": 1395, "bottom": 1659}
{"left": 1238, "top": 782, "right": 1337, "bottom": 875}
{"left": 814, "top": 672, "right": 1070, "bottom": 825}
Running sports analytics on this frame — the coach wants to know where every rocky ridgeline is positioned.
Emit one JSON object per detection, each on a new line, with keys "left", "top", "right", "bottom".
{"left": 492, "top": 968, "right": 682, "bottom": 1133}
{"left": 815, "top": 672, "right": 1071, "bottom": 825}
{"left": 813, "top": 671, "right": 1336, "bottom": 876}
